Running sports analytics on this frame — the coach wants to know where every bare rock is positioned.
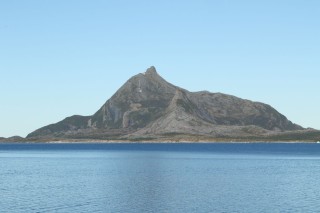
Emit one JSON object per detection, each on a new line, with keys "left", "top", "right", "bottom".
{"left": 27, "top": 66, "right": 311, "bottom": 141}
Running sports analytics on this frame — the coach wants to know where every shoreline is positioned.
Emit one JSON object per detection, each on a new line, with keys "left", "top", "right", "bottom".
{"left": 0, "top": 139, "right": 319, "bottom": 144}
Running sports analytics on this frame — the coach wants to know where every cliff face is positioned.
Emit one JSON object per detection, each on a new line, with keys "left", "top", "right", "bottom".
{"left": 89, "top": 66, "right": 177, "bottom": 130}
{"left": 27, "top": 66, "right": 304, "bottom": 140}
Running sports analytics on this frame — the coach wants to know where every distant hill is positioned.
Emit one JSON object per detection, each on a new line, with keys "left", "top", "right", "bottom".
{"left": 24, "top": 66, "right": 319, "bottom": 142}
{"left": 0, "top": 136, "right": 24, "bottom": 142}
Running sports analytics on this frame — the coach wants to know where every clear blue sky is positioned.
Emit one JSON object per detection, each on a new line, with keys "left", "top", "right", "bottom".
{"left": 1, "top": 0, "right": 319, "bottom": 137}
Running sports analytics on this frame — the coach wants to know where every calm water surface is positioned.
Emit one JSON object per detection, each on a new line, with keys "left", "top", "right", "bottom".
{"left": 1, "top": 143, "right": 320, "bottom": 212}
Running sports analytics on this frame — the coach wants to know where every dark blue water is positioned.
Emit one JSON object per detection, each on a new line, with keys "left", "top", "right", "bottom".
{"left": 1, "top": 143, "right": 320, "bottom": 212}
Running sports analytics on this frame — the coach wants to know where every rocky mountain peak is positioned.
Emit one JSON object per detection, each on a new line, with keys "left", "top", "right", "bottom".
{"left": 26, "top": 66, "right": 311, "bottom": 141}
{"left": 145, "top": 66, "right": 157, "bottom": 75}
{"left": 126, "top": 66, "right": 177, "bottom": 96}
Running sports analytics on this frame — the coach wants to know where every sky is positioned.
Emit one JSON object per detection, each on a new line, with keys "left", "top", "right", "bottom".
{"left": 0, "top": 0, "right": 319, "bottom": 137}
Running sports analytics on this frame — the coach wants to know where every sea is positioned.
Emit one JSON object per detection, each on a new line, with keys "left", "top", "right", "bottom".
{"left": 1, "top": 143, "right": 320, "bottom": 213}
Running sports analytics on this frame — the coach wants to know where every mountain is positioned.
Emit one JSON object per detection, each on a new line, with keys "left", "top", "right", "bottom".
{"left": 26, "top": 66, "right": 320, "bottom": 142}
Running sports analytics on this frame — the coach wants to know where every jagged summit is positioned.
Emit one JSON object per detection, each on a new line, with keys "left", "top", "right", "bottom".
{"left": 145, "top": 66, "right": 157, "bottom": 75}
{"left": 27, "top": 66, "right": 310, "bottom": 141}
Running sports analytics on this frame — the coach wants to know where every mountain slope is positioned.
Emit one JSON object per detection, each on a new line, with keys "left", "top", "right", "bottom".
{"left": 27, "top": 66, "right": 307, "bottom": 141}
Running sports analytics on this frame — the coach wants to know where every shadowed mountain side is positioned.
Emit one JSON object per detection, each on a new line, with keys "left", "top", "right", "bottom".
{"left": 26, "top": 66, "right": 315, "bottom": 142}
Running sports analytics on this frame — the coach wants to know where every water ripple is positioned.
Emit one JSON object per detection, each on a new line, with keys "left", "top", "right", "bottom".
{"left": 1, "top": 144, "right": 320, "bottom": 212}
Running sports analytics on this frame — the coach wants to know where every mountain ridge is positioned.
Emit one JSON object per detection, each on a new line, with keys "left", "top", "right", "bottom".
{"left": 23, "top": 66, "right": 320, "bottom": 142}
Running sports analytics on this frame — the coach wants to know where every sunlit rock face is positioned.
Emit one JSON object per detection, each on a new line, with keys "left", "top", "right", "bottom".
{"left": 27, "top": 66, "right": 303, "bottom": 140}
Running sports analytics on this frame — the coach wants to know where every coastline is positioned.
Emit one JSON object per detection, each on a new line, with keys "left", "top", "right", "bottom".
{"left": 2, "top": 129, "right": 319, "bottom": 144}
{"left": 1, "top": 139, "right": 318, "bottom": 144}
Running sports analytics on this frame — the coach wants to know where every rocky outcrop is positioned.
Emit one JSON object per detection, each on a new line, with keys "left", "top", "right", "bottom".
{"left": 27, "top": 66, "right": 309, "bottom": 141}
